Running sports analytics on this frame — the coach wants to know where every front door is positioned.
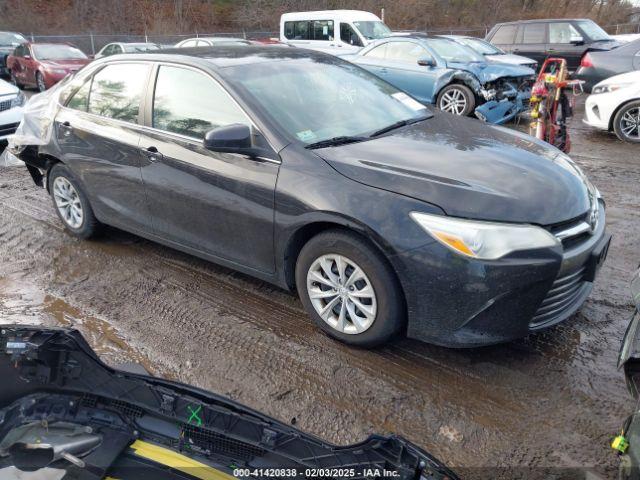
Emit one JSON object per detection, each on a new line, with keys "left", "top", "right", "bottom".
{"left": 548, "top": 22, "right": 588, "bottom": 70}
{"left": 514, "top": 22, "right": 548, "bottom": 66}
{"left": 55, "top": 62, "right": 153, "bottom": 233}
{"left": 138, "top": 64, "right": 279, "bottom": 273}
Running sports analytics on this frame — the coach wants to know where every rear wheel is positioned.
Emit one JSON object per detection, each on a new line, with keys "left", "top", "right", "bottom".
{"left": 613, "top": 101, "right": 640, "bottom": 143}
{"left": 437, "top": 84, "right": 475, "bottom": 116}
{"left": 295, "top": 230, "right": 404, "bottom": 347}
{"left": 36, "top": 72, "right": 46, "bottom": 92}
{"left": 49, "top": 164, "right": 100, "bottom": 238}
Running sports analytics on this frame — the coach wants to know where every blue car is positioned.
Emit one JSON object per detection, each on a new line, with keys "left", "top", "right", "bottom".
{"left": 349, "top": 34, "right": 535, "bottom": 124}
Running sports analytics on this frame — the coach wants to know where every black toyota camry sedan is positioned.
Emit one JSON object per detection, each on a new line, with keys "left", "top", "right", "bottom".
{"left": 13, "top": 46, "right": 610, "bottom": 348}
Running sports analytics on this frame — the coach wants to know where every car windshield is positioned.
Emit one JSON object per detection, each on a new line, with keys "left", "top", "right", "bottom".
{"left": 33, "top": 44, "right": 87, "bottom": 60}
{"left": 576, "top": 20, "right": 611, "bottom": 41}
{"left": 0, "top": 32, "right": 26, "bottom": 47}
{"left": 352, "top": 21, "right": 392, "bottom": 40}
{"left": 457, "top": 37, "right": 503, "bottom": 55}
{"left": 227, "top": 57, "right": 430, "bottom": 144}
{"left": 426, "top": 38, "right": 484, "bottom": 63}
{"left": 123, "top": 43, "right": 159, "bottom": 52}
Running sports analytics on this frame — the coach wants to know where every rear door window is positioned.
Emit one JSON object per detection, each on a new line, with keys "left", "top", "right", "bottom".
{"left": 284, "top": 21, "right": 310, "bottom": 40}
{"left": 152, "top": 65, "right": 250, "bottom": 139}
{"left": 521, "top": 23, "right": 546, "bottom": 43}
{"left": 363, "top": 43, "right": 388, "bottom": 59}
{"left": 491, "top": 25, "right": 517, "bottom": 44}
{"left": 312, "top": 20, "right": 334, "bottom": 41}
{"left": 88, "top": 63, "right": 150, "bottom": 123}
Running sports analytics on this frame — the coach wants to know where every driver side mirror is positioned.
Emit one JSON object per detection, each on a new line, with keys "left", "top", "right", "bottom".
{"left": 417, "top": 57, "right": 435, "bottom": 67}
{"left": 23, "top": 54, "right": 31, "bottom": 60}
{"left": 204, "top": 123, "right": 257, "bottom": 156}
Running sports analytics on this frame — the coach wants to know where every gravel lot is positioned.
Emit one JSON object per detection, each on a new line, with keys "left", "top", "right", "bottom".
{"left": 0, "top": 96, "right": 638, "bottom": 479}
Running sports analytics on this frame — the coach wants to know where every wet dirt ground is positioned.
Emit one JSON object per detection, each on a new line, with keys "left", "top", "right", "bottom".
{"left": 0, "top": 99, "right": 638, "bottom": 479}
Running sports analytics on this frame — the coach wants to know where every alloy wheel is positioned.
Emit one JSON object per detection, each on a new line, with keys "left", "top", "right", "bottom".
{"left": 620, "top": 107, "right": 640, "bottom": 140}
{"left": 53, "top": 176, "right": 83, "bottom": 229}
{"left": 306, "top": 254, "right": 377, "bottom": 335}
{"left": 439, "top": 88, "right": 468, "bottom": 115}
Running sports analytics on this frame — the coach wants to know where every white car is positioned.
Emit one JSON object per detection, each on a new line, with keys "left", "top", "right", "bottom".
{"left": 583, "top": 71, "right": 640, "bottom": 143}
{"left": 0, "top": 78, "right": 25, "bottom": 142}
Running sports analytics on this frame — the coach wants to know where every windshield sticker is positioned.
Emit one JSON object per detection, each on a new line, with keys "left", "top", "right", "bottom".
{"left": 392, "top": 92, "right": 426, "bottom": 111}
{"left": 296, "top": 130, "right": 316, "bottom": 142}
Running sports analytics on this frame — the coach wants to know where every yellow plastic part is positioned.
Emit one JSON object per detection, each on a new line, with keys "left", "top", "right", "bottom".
{"left": 130, "top": 440, "right": 235, "bottom": 480}
{"left": 612, "top": 435, "right": 629, "bottom": 453}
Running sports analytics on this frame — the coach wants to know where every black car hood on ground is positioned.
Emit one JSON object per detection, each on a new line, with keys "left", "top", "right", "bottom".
{"left": 316, "top": 112, "right": 591, "bottom": 226}
{"left": 0, "top": 325, "right": 458, "bottom": 479}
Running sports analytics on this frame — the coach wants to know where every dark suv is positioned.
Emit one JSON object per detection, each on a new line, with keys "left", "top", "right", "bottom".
{"left": 486, "top": 19, "right": 621, "bottom": 71}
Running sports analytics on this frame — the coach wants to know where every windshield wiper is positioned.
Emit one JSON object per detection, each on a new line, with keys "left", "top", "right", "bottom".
{"left": 305, "top": 136, "right": 367, "bottom": 149}
{"left": 370, "top": 116, "right": 430, "bottom": 138}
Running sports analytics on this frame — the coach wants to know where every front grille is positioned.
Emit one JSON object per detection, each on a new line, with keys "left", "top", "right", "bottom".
{"left": 0, "top": 99, "right": 12, "bottom": 112}
{"left": 547, "top": 212, "right": 594, "bottom": 250}
{"left": 530, "top": 267, "right": 588, "bottom": 328}
{"left": 0, "top": 122, "right": 19, "bottom": 136}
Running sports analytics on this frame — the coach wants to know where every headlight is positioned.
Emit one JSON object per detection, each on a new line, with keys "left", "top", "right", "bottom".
{"left": 592, "top": 83, "right": 632, "bottom": 94}
{"left": 410, "top": 212, "right": 559, "bottom": 260}
{"left": 10, "top": 92, "right": 25, "bottom": 108}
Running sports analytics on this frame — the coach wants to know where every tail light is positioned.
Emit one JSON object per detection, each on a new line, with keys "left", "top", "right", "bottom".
{"left": 580, "top": 53, "right": 593, "bottom": 68}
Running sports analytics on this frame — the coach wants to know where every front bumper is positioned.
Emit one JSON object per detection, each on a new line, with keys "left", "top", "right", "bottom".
{"left": 0, "top": 106, "right": 23, "bottom": 141}
{"left": 391, "top": 201, "right": 609, "bottom": 347}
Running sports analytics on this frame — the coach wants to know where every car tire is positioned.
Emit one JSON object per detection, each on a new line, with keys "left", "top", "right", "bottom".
{"left": 613, "top": 100, "right": 640, "bottom": 143}
{"left": 295, "top": 229, "right": 405, "bottom": 348}
{"left": 437, "top": 83, "right": 476, "bottom": 116}
{"left": 49, "top": 164, "right": 101, "bottom": 239}
{"left": 36, "top": 71, "right": 46, "bottom": 92}
{"left": 10, "top": 71, "right": 23, "bottom": 89}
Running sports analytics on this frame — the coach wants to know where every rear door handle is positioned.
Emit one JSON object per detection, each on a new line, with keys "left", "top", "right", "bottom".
{"left": 140, "top": 146, "right": 163, "bottom": 162}
{"left": 379, "top": 68, "right": 388, "bottom": 74}
{"left": 59, "top": 121, "right": 73, "bottom": 136}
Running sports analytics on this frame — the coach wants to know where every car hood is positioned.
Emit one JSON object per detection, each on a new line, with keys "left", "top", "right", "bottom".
{"left": 0, "top": 325, "right": 458, "bottom": 479}
{"left": 40, "top": 59, "right": 89, "bottom": 69}
{"left": 446, "top": 61, "right": 535, "bottom": 82}
{"left": 0, "top": 78, "right": 18, "bottom": 96}
{"left": 315, "top": 111, "right": 591, "bottom": 225}
{"left": 587, "top": 39, "right": 623, "bottom": 51}
{"left": 484, "top": 53, "right": 536, "bottom": 66}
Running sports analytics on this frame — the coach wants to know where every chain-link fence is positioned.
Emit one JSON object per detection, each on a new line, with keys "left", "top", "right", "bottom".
{"left": 28, "top": 31, "right": 279, "bottom": 55}
{"left": 27, "top": 21, "right": 640, "bottom": 55}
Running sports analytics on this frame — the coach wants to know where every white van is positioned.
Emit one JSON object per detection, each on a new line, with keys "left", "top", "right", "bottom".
{"left": 280, "top": 10, "right": 391, "bottom": 55}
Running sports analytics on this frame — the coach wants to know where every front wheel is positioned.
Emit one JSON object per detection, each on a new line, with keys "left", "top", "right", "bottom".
{"left": 295, "top": 230, "right": 405, "bottom": 347}
{"left": 436, "top": 83, "right": 476, "bottom": 116}
{"left": 613, "top": 101, "right": 640, "bottom": 143}
{"left": 36, "top": 71, "right": 46, "bottom": 92}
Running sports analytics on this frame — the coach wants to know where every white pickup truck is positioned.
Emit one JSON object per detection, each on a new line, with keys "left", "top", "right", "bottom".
{"left": 280, "top": 10, "right": 392, "bottom": 55}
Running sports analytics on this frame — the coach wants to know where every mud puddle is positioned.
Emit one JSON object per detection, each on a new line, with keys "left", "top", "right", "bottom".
{"left": 0, "top": 273, "right": 171, "bottom": 378}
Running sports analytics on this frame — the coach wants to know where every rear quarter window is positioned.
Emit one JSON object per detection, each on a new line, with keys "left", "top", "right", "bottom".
{"left": 490, "top": 25, "right": 517, "bottom": 44}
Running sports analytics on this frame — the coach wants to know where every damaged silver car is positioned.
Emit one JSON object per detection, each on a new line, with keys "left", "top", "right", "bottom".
{"left": 349, "top": 34, "right": 535, "bottom": 124}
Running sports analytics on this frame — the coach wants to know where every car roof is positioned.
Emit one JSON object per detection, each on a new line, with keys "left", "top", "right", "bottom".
{"left": 182, "top": 37, "right": 246, "bottom": 42}
{"left": 101, "top": 45, "right": 335, "bottom": 69}
{"left": 281, "top": 10, "right": 380, "bottom": 21}
{"left": 493, "top": 18, "right": 591, "bottom": 26}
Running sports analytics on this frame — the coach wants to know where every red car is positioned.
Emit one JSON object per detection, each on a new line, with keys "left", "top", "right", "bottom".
{"left": 7, "top": 42, "right": 90, "bottom": 91}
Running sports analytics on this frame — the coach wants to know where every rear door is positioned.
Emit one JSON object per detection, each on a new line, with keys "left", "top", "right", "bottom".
{"left": 514, "top": 22, "right": 547, "bottom": 65}
{"left": 137, "top": 64, "right": 279, "bottom": 273}
{"left": 55, "top": 62, "right": 153, "bottom": 233}
{"left": 548, "top": 22, "right": 588, "bottom": 70}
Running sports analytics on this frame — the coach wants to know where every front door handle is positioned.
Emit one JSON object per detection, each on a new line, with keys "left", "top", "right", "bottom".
{"left": 141, "top": 146, "right": 163, "bottom": 162}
